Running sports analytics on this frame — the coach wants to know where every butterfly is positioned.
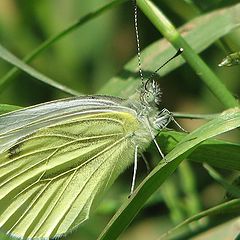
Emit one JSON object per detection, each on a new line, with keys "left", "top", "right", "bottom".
{"left": 0, "top": 78, "right": 180, "bottom": 239}
{"left": 0, "top": 1, "right": 184, "bottom": 238}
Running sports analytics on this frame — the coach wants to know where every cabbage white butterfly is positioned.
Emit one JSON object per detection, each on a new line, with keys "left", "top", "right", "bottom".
{"left": 0, "top": 2, "right": 183, "bottom": 240}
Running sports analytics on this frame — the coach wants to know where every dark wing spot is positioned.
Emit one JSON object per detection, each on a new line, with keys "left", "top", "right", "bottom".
{"left": 8, "top": 143, "right": 22, "bottom": 159}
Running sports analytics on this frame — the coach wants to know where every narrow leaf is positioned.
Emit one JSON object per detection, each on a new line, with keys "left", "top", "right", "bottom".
{"left": 159, "top": 131, "right": 240, "bottom": 171}
{"left": 0, "top": 104, "right": 22, "bottom": 115}
{"left": 0, "top": 44, "right": 80, "bottom": 96}
{"left": 158, "top": 199, "right": 240, "bottom": 240}
{"left": 98, "top": 108, "right": 240, "bottom": 240}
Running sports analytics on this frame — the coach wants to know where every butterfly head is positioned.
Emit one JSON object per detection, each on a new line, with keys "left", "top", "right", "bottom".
{"left": 140, "top": 79, "right": 161, "bottom": 107}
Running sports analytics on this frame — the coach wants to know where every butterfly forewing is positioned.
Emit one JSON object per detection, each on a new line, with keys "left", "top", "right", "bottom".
{"left": 0, "top": 96, "right": 127, "bottom": 153}
{"left": 0, "top": 98, "right": 143, "bottom": 239}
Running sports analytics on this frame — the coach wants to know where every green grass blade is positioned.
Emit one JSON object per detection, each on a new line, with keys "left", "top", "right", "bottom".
{"left": 161, "top": 179, "right": 186, "bottom": 224}
{"left": 159, "top": 131, "right": 240, "bottom": 171}
{"left": 178, "top": 161, "right": 202, "bottom": 216}
{"left": 0, "top": 44, "right": 80, "bottom": 96}
{"left": 0, "top": 0, "right": 127, "bottom": 91}
{"left": 98, "top": 108, "right": 240, "bottom": 240}
{"left": 98, "top": 156, "right": 184, "bottom": 240}
{"left": 173, "top": 112, "right": 219, "bottom": 120}
{"left": 0, "top": 104, "right": 22, "bottom": 115}
{"left": 158, "top": 199, "right": 240, "bottom": 240}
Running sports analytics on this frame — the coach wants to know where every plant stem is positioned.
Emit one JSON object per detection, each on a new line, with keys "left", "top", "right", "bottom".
{"left": 173, "top": 112, "right": 219, "bottom": 120}
{"left": 137, "top": 0, "right": 238, "bottom": 109}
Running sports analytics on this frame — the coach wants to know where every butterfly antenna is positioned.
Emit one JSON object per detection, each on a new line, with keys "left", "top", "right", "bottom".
{"left": 132, "top": 0, "right": 144, "bottom": 88}
{"left": 132, "top": 0, "right": 183, "bottom": 92}
{"left": 145, "top": 48, "right": 183, "bottom": 89}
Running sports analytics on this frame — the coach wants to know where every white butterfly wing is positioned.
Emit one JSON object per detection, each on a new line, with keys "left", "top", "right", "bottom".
{"left": 0, "top": 96, "right": 127, "bottom": 152}
{"left": 0, "top": 96, "right": 143, "bottom": 239}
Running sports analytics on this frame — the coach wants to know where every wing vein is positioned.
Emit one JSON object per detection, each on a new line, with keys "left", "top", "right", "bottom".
{"left": 30, "top": 169, "right": 79, "bottom": 238}
{"left": 6, "top": 181, "right": 51, "bottom": 233}
{"left": 0, "top": 133, "right": 122, "bottom": 168}
{"left": 46, "top": 135, "right": 129, "bottom": 182}
{"left": 51, "top": 136, "right": 128, "bottom": 235}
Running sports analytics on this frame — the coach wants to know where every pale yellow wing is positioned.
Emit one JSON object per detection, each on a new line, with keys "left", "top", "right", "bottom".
{"left": 0, "top": 102, "right": 141, "bottom": 239}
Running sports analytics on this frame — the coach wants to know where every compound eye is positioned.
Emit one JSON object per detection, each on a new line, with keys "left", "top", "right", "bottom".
{"left": 144, "top": 92, "right": 154, "bottom": 104}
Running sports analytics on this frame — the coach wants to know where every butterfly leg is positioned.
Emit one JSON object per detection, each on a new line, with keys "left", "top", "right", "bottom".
{"left": 146, "top": 118, "right": 165, "bottom": 159}
{"left": 141, "top": 153, "right": 150, "bottom": 173}
{"left": 153, "top": 137, "right": 165, "bottom": 159}
{"left": 171, "top": 116, "right": 187, "bottom": 133}
{"left": 155, "top": 108, "right": 187, "bottom": 132}
{"left": 129, "top": 145, "right": 138, "bottom": 198}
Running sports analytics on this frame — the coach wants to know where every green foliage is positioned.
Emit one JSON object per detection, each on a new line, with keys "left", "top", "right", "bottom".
{"left": 0, "top": 0, "right": 239, "bottom": 239}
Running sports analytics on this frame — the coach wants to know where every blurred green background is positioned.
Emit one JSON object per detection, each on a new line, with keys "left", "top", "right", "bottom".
{"left": 0, "top": 0, "right": 240, "bottom": 240}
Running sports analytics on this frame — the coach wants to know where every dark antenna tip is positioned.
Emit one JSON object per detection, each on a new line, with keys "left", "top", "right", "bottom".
{"left": 176, "top": 48, "right": 184, "bottom": 57}
{"left": 145, "top": 48, "right": 184, "bottom": 85}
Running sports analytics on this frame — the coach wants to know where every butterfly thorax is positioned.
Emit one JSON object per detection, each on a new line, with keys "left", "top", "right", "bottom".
{"left": 121, "top": 80, "right": 165, "bottom": 150}
{"left": 126, "top": 79, "right": 163, "bottom": 120}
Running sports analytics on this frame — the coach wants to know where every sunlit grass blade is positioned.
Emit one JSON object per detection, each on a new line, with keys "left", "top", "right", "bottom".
{"left": 158, "top": 131, "right": 240, "bottom": 171}
{"left": 173, "top": 112, "right": 219, "bottom": 120}
{"left": 98, "top": 108, "right": 240, "bottom": 240}
{"left": 158, "top": 199, "right": 240, "bottom": 240}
